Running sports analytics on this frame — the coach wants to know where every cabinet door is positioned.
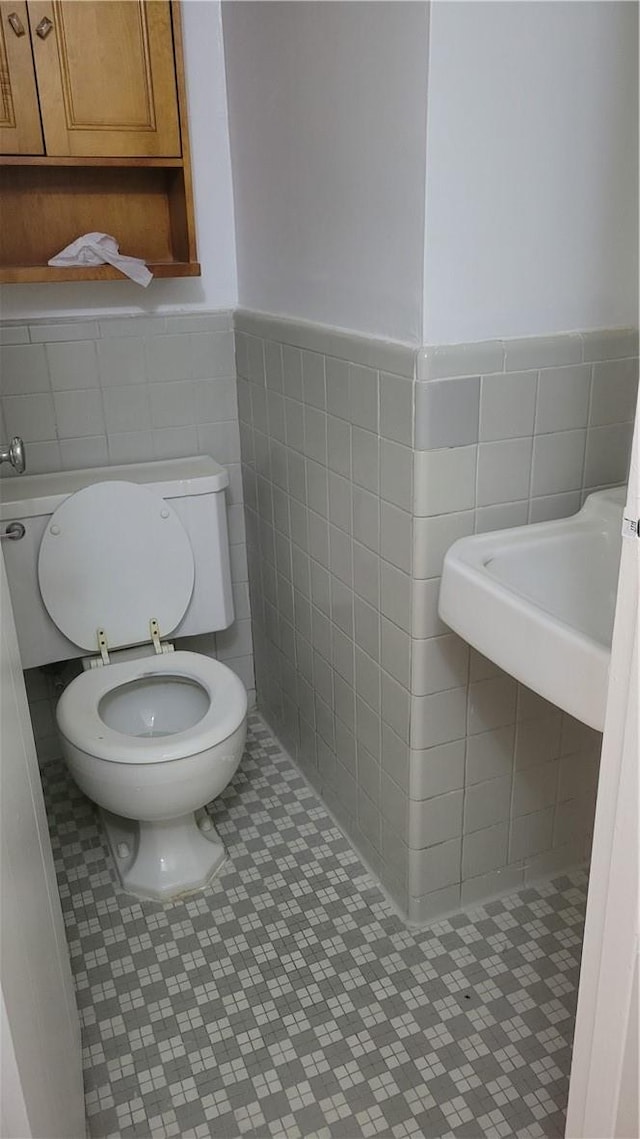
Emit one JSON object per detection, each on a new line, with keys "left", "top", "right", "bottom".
{"left": 0, "top": 2, "right": 44, "bottom": 154}
{"left": 27, "top": 0, "right": 181, "bottom": 157}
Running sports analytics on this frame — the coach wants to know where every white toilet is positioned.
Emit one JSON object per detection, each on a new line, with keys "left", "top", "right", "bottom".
{"left": 1, "top": 457, "right": 248, "bottom": 901}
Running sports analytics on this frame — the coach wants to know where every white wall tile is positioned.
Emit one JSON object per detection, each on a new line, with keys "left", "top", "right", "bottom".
{"left": 102, "top": 385, "right": 151, "bottom": 433}
{"left": 590, "top": 358, "right": 639, "bottom": 425}
{"left": 467, "top": 676, "right": 517, "bottom": 735}
{"left": 97, "top": 337, "right": 146, "bottom": 386}
{"left": 531, "top": 429, "right": 586, "bottom": 496}
{"left": 413, "top": 511, "right": 474, "bottom": 580}
{"left": 4, "top": 393, "right": 56, "bottom": 441}
{"left": 410, "top": 687, "right": 467, "bottom": 750}
{"left": 46, "top": 341, "right": 100, "bottom": 391}
{"left": 464, "top": 774, "right": 512, "bottom": 833}
{"left": 512, "top": 759, "right": 558, "bottom": 817}
{"left": 509, "top": 807, "right": 554, "bottom": 861}
{"left": 409, "top": 837, "right": 461, "bottom": 896}
{"left": 409, "top": 789, "right": 463, "bottom": 849}
{"left": 537, "top": 365, "right": 591, "bottom": 433}
{"left": 477, "top": 438, "right": 532, "bottom": 506}
{"left": 462, "top": 823, "right": 508, "bottom": 879}
{"left": 380, "top": 372, "right": 413, "bottom": 445}
{"left": 479, "top": 371, "right": 537, "bottom": 441}
{"left": 411, "top": 577, "right": 447, "bottom": 639}
{"left": 413, "top": 446, "right": 477, "bottom": 516}
{"left": 411, "top": 633, "right": 469, "bottom": 697}
{"left": 409, "top": 740, "right": 466, "bottom": 800}
{"left": 380, "top": 439, "right": 413, "bottom": 510}
{"left": 1, "top": 344, "right": 49, "bottom": 394}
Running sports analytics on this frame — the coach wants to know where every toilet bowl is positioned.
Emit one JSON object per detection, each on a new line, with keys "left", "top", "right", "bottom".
{"left": 0, "top": 459, "right": 250, "bottom": 902}
{"left": 57, "top": 651, "right": 247, "bottom": 900}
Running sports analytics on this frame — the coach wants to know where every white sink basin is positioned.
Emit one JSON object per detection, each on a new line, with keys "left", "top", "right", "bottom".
{"left": 439, "top": 488, "right": 625, "bottom": 731}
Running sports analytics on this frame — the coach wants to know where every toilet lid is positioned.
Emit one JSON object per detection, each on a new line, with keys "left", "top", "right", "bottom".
{"left": 38, "top": 481, "right": 195, "bottom": 652}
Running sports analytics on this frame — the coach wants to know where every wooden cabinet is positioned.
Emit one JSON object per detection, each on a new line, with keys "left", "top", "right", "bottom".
{"left": 0, "top": 0, "right": 199, "bottom": 282}
{"left": 0, "top": 2, "right": 44, "bottom": 155}
{"left": 27, "top": 1, "right": 181, "bottom": 157}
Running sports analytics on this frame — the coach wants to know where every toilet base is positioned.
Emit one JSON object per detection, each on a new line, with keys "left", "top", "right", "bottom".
{"left": 101, "top": 808, "right": 226, "bottom": 901}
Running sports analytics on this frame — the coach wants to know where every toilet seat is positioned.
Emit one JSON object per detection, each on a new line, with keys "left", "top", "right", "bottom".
{"left": 38, "top": 481, "right": 195, "bottom": 653}
{"left": 57, "top": 651, "right": 247, "bottom": 765}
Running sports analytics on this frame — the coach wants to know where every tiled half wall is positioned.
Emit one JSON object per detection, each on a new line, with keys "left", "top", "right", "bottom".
{"left": 0, "top": 311, "right": 255, "bottom": 764}
{"left": 236, "top": 311, "right": 638, "bottom": 921}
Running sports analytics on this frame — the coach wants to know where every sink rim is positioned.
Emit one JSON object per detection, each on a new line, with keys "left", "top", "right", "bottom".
{"left": 438, "top": 486, "right": 625, "bottom": 731}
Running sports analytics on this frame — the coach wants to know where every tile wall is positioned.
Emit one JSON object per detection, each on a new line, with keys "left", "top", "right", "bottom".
{"left": 406, "top": 327, "right": 638, "bottom": 919}
{"left": 0, "top": 311, "right": 254, "bottom": 764}
{"left": 235, "top": 311, "right": 417, "bottom": 909}
{"left": 236, "top": 311, "right": 638, "bottom": 920}
{"left": 2, "top": 306, "right": 636, "bottom": 921}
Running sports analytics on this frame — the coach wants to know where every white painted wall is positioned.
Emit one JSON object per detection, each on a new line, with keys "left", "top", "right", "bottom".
{"left": 222, "top": 1, "right": 429, "bottom": 344}
{"left": 1, "top": 0, "right": 237, "bottom": 321}
{"left": 423, "top": 1, "right": 639, "bottom": 345}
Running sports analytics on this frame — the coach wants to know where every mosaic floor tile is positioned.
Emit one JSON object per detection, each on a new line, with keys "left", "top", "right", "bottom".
{"left": 43, "top": 714, "right": 587, "bottom": 1139}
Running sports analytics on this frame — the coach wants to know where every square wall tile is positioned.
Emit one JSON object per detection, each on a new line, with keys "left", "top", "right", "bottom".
{"left": 409, "top": 837, "right": 461, "bottom": 896}
{"left": 0, "top": 344, "right": 49, "bottom": 394}
{"left": 584, "top": 423, "right": 634, "bottom": 487}
{"left": 349, "top": 364, "right": 378, "bottom": 432}
{"left": 467, "top": 676, "right": 517, "bottom": 735}
{"left": 409, "top": 789, "right": 463, "bottom": 849}
{"left": 102, "top": 385, "right": 150, "bottom": 433}
{"left": 413, "top": 511, "right": 474, "bottom": 580}
{"left": 531, "top": 430, "right": 586, "bottom": 497}
{"left": 380, "top": 501, "right": 412, "bottom": 573}
{"left": 380, "top": 440, "right": 413, "bottom": 511}
{"left": 509, "top": 807, "right": 554, "bottom": 861}
{"left": 98, "top": 337, "right": 146, "bottom": 386}
{"left": 466, "top": 726, "right": 515, "bottom": 785}
{"left": 464, "top": 774, "right": 512, "bottom": 834}
{"left": 415, "top": 376, "right": 480, "bottom": 449}
{"left": 411, "top": 634, "right": 469, "bottom": 697}
{"left": 352, "top": 427, "right": 379, "bottom": 493}
{"left": 149, "top": 381, "right": 195, "bottom": 429}
{"left": 413, "top": 446, "right": 477, "bottom": 517}
{"left": 535, "top": 365, "right": 591, "bottom": 433}
{"left": 590, "top": 358, "right": 638, "bottom": 425}
{"left": 380, "top": 372, "right": 413, "bottom": 445}
{"left": 477, "top": 438, "right": 532, "bottom": 506}
{"left": 475, "top": 502, "right": 528, "bottom": 533}
{"left": 302, "top": 350, "right": 326, "bottom": 409}
{"left": 4, "top": 393, "right": 56, "bottom": 441}
{"left": 479, "top": 371, "right": 537, "bottom": 441}
{"left": 512, "top": 760, "right": 558, "bottom": 817}
{"left": 47, "top": 340, "right": 99, "bottom": 390}
{"left": 462, "top": 822, "right": 508, "bottom": 879}
{"left": 411, "top": 577, "right": 447, "bottom": 639}
{"left": 410, "top": 687, "right": 467, "bottom": 750}
{"left": 325, "top": 357, "right": 349, "bottom": 420}
{"left": 409, "top": 740, "right": 466, "bottom": 800}
{"left": 60, "top": 435, "right": 108, "bottom": 469}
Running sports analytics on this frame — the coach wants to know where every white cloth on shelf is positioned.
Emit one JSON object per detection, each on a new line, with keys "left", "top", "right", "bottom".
{"left": 48, "top": 232, "right": 152, "bottom": 287}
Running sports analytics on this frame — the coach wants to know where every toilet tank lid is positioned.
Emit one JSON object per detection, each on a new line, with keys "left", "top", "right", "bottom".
{"left": 0, "top": 455, "right": 228, "bottom": 521}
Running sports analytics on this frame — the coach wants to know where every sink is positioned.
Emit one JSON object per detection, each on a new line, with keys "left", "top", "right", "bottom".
{"left": 439, "top": 488, "right": 625, "bottom": 731}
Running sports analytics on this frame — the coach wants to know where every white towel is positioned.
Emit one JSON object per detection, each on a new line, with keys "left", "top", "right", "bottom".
{"left": 48, "top": 232, "right": 152, "bottom": 287}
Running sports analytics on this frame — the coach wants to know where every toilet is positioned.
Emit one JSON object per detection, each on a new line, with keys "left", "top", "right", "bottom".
{"left": 1, "top": 457, "right": 248, "bottom": 901}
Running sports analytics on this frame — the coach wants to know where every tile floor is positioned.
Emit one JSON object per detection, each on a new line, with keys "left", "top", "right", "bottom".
{"left": 44, "top": 714, "right": 587, "bottom": 1139}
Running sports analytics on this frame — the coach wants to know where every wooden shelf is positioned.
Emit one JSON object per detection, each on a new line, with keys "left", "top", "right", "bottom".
{"left": 0, "top": 261, "right": 201, "bottom": 284}
{"left": 0, "top": 2, "right": 198, "bottom": 286}
{"left": 0, "top": 156, "right": 185, "bottom": 168}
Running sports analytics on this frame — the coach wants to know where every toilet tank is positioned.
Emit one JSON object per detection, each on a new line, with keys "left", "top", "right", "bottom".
{"left": 0, "top": 456, "right": 234, "bottom": 670}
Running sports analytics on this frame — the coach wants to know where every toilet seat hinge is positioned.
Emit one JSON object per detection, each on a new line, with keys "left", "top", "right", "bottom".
{"left": 150, "top": 618, "right": 163, "bottom": 655}
{"left": 96, "top": 627, "right": 110, "bottom": 666}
